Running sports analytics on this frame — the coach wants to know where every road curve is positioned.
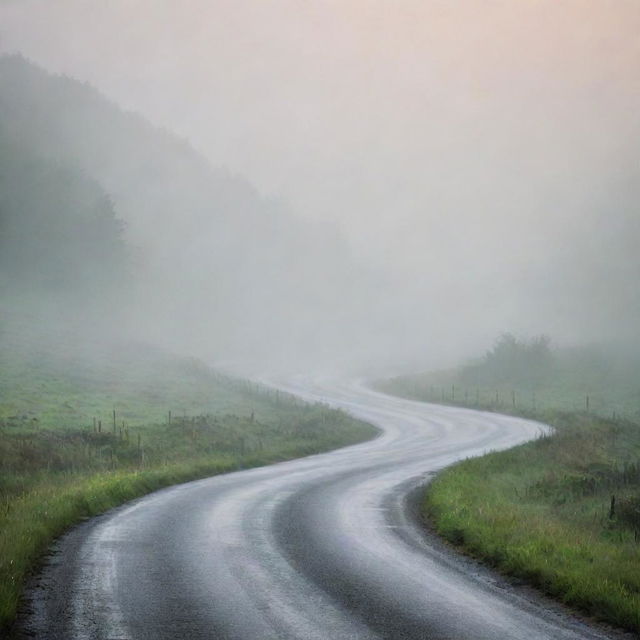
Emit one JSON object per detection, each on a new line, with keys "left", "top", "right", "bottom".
{"left": 17, "top": 380, "right": 627, "bottom": 640}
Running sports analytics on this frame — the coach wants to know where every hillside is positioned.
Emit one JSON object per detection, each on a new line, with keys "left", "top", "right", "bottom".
{"left": 0, "top": 55, "right": 372, "bottom": 365}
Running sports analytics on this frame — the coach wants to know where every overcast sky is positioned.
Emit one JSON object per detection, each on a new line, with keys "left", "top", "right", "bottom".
{"left": 1, "top": 0, "right": 638, "bottom": 365}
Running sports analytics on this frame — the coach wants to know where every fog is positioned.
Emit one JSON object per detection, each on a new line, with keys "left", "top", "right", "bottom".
{"left": 0, "top": 0, "right": 638, "bottom": 374}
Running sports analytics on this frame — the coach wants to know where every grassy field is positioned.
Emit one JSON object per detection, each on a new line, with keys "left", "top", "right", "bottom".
{"left": 377, "top": 365, "right": 640, "bottom": 633}
{"left": 376, "top": 363, "right": 640, "bottom": 421}
{"left": 0, "top": 328, "right": 376, "bottom": 634}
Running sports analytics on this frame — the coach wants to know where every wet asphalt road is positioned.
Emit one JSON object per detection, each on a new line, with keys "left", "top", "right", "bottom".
{"left": 16, "top": 380, "right": 628, "bottom": 639}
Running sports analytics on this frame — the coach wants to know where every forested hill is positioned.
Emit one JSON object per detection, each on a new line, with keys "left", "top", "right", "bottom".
{"left": 0, "top": 127, "right": 128, "bottom": 299}
{"left": 0, "top": 55, "right": 373, "bottom": 364}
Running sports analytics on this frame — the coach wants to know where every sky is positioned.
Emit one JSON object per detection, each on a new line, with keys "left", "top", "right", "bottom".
{"left": 1, "top": 0, "right": 638, "bottom": 368}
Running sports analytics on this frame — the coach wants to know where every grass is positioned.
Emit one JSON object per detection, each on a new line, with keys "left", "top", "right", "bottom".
{"left": 0, "top": 334, "right": 289, "bottom": 431}
{"left": 0, "top": 329, "right": 377, "bottom": 634}
{"left": 376, "top": 348, "right": 640, "bottom": 421}
{"left": 377, "top": 371, "right": 640, "bottom": 633}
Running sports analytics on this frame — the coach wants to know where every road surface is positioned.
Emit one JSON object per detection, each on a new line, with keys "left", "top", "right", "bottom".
{"left": 17, "top": 380, "right": 627, "bottom": 639}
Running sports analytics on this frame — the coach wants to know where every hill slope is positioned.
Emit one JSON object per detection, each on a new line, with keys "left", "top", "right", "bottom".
{"left": 0, "top": 55, "right": 373, "bottom": 365}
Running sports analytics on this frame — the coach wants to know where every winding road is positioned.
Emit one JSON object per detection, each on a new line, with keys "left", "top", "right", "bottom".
{"left": 18, "top": 380, "right": 626, "bottom": 639}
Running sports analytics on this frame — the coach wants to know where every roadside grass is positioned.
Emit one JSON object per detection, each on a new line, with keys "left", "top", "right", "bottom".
{"left": 376, "top": 367, "right": 640, "bottom": 422}
{"left": 378, "top": 371, "right": 640, "bottom": 633}
{"left": 426, "top": 411, "right": 640, "bottom": 632}
{"left": 0, "top": 337, "right": 377, "bottom": 634}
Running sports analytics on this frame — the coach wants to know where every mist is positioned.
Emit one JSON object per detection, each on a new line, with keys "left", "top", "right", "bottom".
{"left": 0, "top": 0, "right": 638, "bottom": 374}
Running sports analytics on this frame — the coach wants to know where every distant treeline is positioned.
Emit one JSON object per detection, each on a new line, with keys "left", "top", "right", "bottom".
{"left": 458, "top": 333, "right": 554, "bottom": 387}
{"left": 0, "top": 128, "right": 128, "bottom": 296}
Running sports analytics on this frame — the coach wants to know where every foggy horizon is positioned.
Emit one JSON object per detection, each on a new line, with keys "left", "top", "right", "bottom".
{"left": 1, "top": 0, "right": 638, "bottom": 375}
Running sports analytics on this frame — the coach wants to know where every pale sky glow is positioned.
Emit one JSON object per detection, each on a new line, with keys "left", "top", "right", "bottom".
{"left": 1, "top": 0, "right": 638, "bottom": 365}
